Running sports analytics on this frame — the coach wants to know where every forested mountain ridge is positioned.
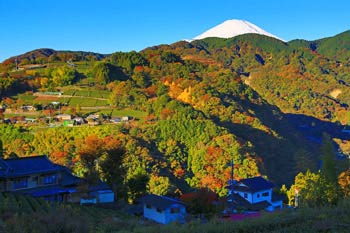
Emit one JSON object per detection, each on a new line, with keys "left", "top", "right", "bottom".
{"left": 162, "top": 31, "right": 350, "bottom": 123}
{"left": 1, "top": 48, "right": 108, "bottom": 67}
{"left": 1, "top": 31, "right": 350, "bottom": 200}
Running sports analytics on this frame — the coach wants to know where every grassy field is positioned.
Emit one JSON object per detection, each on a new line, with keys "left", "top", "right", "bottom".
{"left": 4, "top": 112, "right": 40, "bottom": 118}
{"left": 13, "top": 87, "right": 111, "bottom": 107}
{"left": 67, "top": 97, "right": 109, "bottom": 107}
{"left": 62, "top": 89, "right": 76, "bottom": 96}
{"left": 7, "top": 87, "right": 148, "bottom": 119}
{"left": 1, "top": 191, "right": 350, "bottom": 233}
{"left": 60, "top": 87, "right": 110, "bottom": 99}
{"left": 0, "top": 192, "right": 136, "bottom": 233}
{"left": 112, "top": 109, "right": 148, "bottom": 118}
{"left": 16, "top": 93, "right": 37, "bottom": 104}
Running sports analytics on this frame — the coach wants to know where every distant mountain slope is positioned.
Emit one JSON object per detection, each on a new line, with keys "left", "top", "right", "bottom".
{"left": 174, "top": 31, "right": 350, "bottom": 124}
{"left": 193, "top": 19, "right": 283, "bottom": 41}
{"left": 288, "top": 30, "right": 350, "bottom": 61}
{"left": 1, "top": 48, "right": 108, "bottom": 67}
{"left": 314, "top": 30, "right": 350, "bottom": 61}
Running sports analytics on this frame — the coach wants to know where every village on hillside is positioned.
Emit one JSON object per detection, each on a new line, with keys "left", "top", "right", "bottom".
{"left": 0, "top": 153, "right": 283, "bottom": 224}
{"left": 0, "top": 97, "right": 135, "bottom": 127}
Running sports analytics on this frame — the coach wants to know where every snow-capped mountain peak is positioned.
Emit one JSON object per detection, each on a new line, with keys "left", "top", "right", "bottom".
{"left": 193, "top": 19, "right": 283, "bottom": 41}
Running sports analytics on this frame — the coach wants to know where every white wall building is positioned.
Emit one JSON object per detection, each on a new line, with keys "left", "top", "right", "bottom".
{"left": 143, "top": 194, "right": 186, "bottom": 224}
{"left": 227, "top": 176, "right": 282, "bottom": 211}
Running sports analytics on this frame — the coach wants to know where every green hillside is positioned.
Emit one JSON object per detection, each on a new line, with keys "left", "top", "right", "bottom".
{"left": 1, "top": 31, "right": 350, "bottom": 201}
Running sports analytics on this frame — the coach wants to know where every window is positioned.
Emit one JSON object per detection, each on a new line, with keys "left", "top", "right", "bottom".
{"left": 262, "top": 192, "right": 269, "bottom": 197}
{"left": 43, "top": 174, "right": 57, "bottom": 185}
{"left": 171, "top": 207, "right": 180, "bottom": 213}
{"left": 146, "top": 204, "right": 151, "bottom": 209}
{"left": 156, "top": 208, "right": 163, "bottom": 213}
{"left": 244, "top": 193, "right": 248, "bottom": 199}
{"left": 257, "top": 194, "right": 260, "bottom": 198}
{"left": 12, "top": 178, "right": 28, "bottom": 189}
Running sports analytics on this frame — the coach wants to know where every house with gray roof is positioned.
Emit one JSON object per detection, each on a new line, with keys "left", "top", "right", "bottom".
{"left": 142, "top": 194, "right": 186, "bottom": 224}
{"left": 227, "top": 176, "right": 282, "bottom": 212}
{"left": 0, "top": 155, "right": 114, "bottom": 203}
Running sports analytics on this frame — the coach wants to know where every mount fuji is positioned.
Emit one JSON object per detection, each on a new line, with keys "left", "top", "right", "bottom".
{"left": 193, "top": 19, "right": 283, "bottom": 41}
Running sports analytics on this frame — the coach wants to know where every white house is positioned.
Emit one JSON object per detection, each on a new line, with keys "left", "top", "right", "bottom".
{"left": 227, "top": 176, "right": 282, "bottom": 212}
{"left": 121, "top": 116, "right": 132, "bottom": 122}
{"left": 73, "top": 117, "right": 85, "bottom": 125}
{"left": 55, "top": 114, "right": 72, "bottom": 121}
{"left": 143, "top": 194, "right": 186, "bottom": 224}
{"left": 86, "top": 114, "right": 100, "bottom": 120}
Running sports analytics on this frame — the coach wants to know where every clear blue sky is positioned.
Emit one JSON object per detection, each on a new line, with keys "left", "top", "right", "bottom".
{"left": 0, "top": 0, "right": 349, "bottom": 62}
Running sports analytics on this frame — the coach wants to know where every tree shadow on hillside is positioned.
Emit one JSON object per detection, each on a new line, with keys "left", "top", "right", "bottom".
{"left": 137, "top": 137, "right": 192, "bottom": 194}
{"left": 218, "top": 94, "right": 350, "bottom": 186}
{"left": 217, "top": 118, "right": 299, "bottom": 186}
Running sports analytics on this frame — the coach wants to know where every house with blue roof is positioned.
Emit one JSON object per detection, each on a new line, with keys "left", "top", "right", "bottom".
{"left": 227, "top": 176, "right": 282, "bottom": 212}
{"left": 0, "top": 155, "right": 114, "bottom": 203}
{"left": 142, "top": 194, "right": 186, "bottom": 224}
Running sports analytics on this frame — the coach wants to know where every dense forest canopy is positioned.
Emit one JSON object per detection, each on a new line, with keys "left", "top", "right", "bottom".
{"left": 1, "top": 31, "right": 350, "bottom": 202}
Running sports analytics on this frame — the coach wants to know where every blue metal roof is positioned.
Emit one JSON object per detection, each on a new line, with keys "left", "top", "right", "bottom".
{"left": 143, "top": 194, "right": 185, "bottom": 210}
{"left": 0, "top": 159, "right": 9, "bottom": 177}
{"left": 237, "top": 177, "right": 275, "bottom": 192}
{"left": 57, "top": 165, "right": 83, "bottom": 186}
{"left": 1, "top": 155, "right": 60, "bottom": 177}
{"left": 22, "top": 186, "right": 71, "bottom": 197}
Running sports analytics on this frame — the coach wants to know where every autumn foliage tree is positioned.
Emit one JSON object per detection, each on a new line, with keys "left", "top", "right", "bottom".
{"left": 338, "top": 170, "right": 350, "bottom": 197}
{"left": 180, "top": 189, "right": 219, "bottom": 216}
{"left": 78, "top": 135, "right": 126, "bottom": 193}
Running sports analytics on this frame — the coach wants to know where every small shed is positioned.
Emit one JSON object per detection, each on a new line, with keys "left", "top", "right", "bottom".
{"left": 143, "top": 194, "right": 186, "bottom": 224}
{"left": 95, "top": 190, "right": 115, "bottom": 203}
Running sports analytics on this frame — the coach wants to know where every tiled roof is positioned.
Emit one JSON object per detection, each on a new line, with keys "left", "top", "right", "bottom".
{"left": 236, "top": 177, "right": 274, "bottom": 192}
{"left": 143, "top": 194, "right": 185, "bottom": 210}
{"left": 1, "top": 155, "right": 60, "bottom": 177}
{"left": 58, "top": 165, "right": 83, "bottom": 187}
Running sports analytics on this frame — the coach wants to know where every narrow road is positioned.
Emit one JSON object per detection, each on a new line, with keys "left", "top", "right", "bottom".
{"left": 33, "top": 93, "right": 109, "bottom": 101}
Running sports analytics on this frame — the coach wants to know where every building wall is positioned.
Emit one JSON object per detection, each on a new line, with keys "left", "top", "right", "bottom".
{"left": 270, "top": 199, "right": 283, "bottom": 210}
{"left": 143, "top": 204, "right": 186, "bottom": 224}
{"left": 164, "top": 204, "right": 186, "bottom": 224}
{"left": 96, "top": 190, "right": 114, "bottom": 203}
{"left": 5, "top": 172, "right": 59, "bottom": 191}
{"left": 144, "top": 205, "right": 167, "bottom": 224}
{"left": 236, "top": 189, "right": 272, "bottom": 204}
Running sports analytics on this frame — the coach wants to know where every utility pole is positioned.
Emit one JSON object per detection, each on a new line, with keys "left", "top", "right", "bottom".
{"left": 294, "top": 187, "right": 299, "bottom": 208}
{"left": 227, "top": 158, "right": 235, "bottom": 213}
{"left": 231, "top": 159, "right": 234, "bottom": 212}
{"left": 15, "top": 57, "right": 18, "bottom": 71}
